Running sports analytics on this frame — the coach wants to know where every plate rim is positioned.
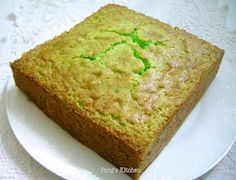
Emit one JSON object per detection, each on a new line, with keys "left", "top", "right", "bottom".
{"left": 6, "top": 78, "right": 70, "bottom": 179}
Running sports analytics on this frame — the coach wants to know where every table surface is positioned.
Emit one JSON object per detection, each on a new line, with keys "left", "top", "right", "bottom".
{"left": 0, "top": 0, "right": 235, "bottom": 179}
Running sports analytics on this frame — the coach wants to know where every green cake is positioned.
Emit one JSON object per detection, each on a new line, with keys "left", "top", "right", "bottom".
{"left": 11, "top": 4, "right": 224, "bottom": 179}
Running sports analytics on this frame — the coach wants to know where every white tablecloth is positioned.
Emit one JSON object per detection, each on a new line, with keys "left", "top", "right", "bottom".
{"left": 0, "top": 0, "right": 235, "bottom": 179}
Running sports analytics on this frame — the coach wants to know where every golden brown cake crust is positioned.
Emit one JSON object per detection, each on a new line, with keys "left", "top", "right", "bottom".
{"left": 10, "top": 4, "right": 224, "bottom": 179}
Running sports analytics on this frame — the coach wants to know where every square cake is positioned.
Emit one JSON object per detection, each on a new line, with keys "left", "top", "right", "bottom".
{"left": 11, "top": 4, "right": 224, "bottom": 179}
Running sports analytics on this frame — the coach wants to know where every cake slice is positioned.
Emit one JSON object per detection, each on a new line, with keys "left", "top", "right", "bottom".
{"left": 10, "top": 4, "right": 224, "bottom": 179}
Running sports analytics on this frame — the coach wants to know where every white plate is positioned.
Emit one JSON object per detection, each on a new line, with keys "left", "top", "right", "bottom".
{"left": 6, "top": 58, "right": 236, "bottom": 180}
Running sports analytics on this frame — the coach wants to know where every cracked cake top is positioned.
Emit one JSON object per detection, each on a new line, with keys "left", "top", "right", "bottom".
{"left": 13, "top": 4, "right": 222, "bottom": 147}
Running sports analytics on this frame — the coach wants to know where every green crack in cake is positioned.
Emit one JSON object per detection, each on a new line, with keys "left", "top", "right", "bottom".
{"left": 11, "top": 4, "right": 224, "bottom": 179}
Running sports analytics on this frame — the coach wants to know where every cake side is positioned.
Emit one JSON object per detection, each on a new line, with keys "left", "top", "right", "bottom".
{"left": 11, "top": 65, "right": 144, "bottom": 179}
{"left": 10, "top": 4, "right": 224, "bottom": 179}
{"left": 142, "top": 49, "right": 223, "bottom": 172}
